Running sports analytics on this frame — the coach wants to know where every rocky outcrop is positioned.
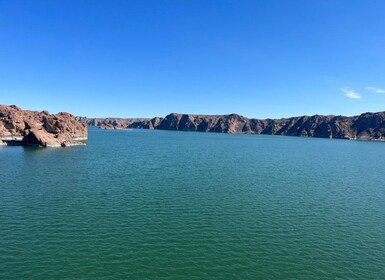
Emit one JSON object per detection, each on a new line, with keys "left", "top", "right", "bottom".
{"left": 0, "top": 105, "right": 88, "bottom": 147}
{"left": 76, "top": 116, "right": 150, "bottom": 130}
{"left": 82, "top": 111, "right": 385, "bottom": 141}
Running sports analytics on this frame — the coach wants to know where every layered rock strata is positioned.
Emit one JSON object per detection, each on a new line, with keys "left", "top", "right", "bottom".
{"left": 76, "top": 117, "right": 150, "bottom": 130}
{"left": 0, "top": 105, "right": 88, "bottom": 147}
{"left": 83, "top": 112, "right": 385, "bottom": 141}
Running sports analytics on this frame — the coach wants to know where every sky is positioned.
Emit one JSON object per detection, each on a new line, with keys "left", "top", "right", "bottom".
{"left": 0, "top": 0, "right": 384, "bottom": 118}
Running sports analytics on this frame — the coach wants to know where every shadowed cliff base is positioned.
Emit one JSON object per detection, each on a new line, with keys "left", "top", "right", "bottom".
{"left": 78, "top": 111, "right": 385, "bottom": 141}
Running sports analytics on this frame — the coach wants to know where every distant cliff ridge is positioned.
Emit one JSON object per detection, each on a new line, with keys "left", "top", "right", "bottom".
{"left": 1, "top": 105, "right": 88, "bottom": 147}
{"left": 80, "top": 112, "right": 385, "bottom": 141}
{"left": 76, "top": 117, "right": 150, "bottom": 130}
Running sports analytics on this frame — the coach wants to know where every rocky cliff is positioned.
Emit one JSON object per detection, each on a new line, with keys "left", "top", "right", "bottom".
{"left": 76, "top": 117, "right": 150, "bottom": 129}
{"left": 0, "top": 105, "right": 88, "bottom": 147}
{"left": 84, "top": 111, "right": 385, "bottom": 141}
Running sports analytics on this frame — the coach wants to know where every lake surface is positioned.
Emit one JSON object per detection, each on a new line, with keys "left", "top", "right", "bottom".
{"left": 1, "top": 127, "right": 385, "bottom": 279}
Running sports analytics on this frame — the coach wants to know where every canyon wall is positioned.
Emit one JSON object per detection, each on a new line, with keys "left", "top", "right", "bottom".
{"left": 84, "top": 111, "right": 385, "bottom": 141}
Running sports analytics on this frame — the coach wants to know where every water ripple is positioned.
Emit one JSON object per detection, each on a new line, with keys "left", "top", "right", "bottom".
{"left": 1, "top": 129, "right": 385, "bottom": 279}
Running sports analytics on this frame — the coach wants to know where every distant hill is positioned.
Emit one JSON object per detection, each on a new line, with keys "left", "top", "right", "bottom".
{"left": 79, "top": 111, "right": 385, "bottom": 141}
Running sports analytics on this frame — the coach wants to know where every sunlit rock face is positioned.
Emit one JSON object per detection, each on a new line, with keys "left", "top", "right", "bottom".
{"left": 0, "top": 105, "right": 87, "bottom": 147}
{"left": 82, "top": 111, "right": 385, "bottom": 141}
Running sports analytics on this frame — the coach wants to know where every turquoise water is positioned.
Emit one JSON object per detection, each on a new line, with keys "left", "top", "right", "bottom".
{"left": 1, "top": 127, "right": 385, "bottom": 279}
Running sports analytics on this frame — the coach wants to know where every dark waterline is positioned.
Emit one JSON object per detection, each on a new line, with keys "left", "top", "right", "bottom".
{"left": 1, "top": 127, "right": 385, "bottom": 279}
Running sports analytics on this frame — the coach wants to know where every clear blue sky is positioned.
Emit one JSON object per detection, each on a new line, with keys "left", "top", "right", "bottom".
{"left": 0, "top": 0, "right": 384, "bottom": 118}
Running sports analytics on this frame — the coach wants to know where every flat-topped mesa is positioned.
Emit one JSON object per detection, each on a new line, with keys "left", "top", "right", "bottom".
{"left": 0, "top": 105, "right": 88, "bottom": 147}
{"left": 84, "top": 111, "right": 385, "bottom": 141}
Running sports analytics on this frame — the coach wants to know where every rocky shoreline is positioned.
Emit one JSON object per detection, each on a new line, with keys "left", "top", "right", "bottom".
{"left": 80, "top": 111, "right": 385, "bottom": 141}
{"left": 0, "top": 105, "right": 88, "bottom": 147}
{"left": 2, "top": 104, "right": 384, "bottom": 145}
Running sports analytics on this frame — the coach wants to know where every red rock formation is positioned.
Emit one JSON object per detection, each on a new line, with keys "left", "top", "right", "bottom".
{"left": 81, "top": 111, "right": 385, "bottom": 141}
{"left": 76, "top": 116, "right": 150, "bottom": 130}
{"left": 0, "top": 105, "right": 87, "bottom": 147}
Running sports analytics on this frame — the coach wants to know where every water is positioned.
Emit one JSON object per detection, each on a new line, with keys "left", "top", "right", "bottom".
{"left": 1, "top": 127, "right": 385, "bottom": 279}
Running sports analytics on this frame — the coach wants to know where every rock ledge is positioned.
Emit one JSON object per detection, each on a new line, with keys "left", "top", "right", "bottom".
{"left": 0, "top": 105, "right": 88, "bottom": 147}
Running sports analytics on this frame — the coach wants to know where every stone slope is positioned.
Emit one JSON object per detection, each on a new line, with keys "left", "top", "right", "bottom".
{"left": 76, "top": 116, "right": 150, "bottom": 129}
{"left": 0, "top": 105, "right": 88, "bottom": 147}
{"left": 84, "top": 111, "right": 385, "bottom": 141}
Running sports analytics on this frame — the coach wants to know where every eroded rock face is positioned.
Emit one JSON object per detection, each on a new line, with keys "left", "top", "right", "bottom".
{"left": 76, "top": 116, "right": 150, "bottom": 130}
{"left": 82, "top": 111, "right": 385, "bottom": 141}
{"left": 0, "top": 105, "right": 88, "bottom": 147}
